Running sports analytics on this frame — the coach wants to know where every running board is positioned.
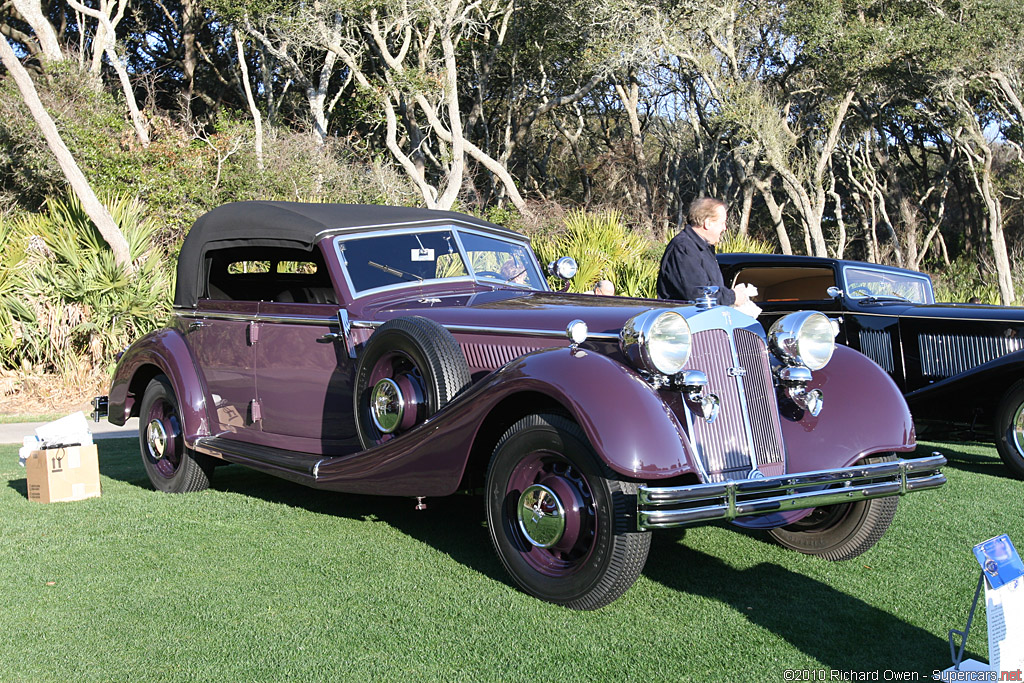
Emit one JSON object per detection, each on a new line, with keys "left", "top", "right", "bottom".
{"left": 194, "top": 436, "right": 322, "bottom": 485}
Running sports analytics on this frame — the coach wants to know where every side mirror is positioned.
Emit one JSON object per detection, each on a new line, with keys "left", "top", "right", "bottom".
{"left": 827, "top": 286, "right": 843, "bottom": 299}
{"left": 547, "top": 256, "right": 578, "bottom": 281}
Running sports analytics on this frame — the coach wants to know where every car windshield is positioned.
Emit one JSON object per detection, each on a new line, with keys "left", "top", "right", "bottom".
{"left": 843, "top": 266, "right": 933, "bottom": 304}
{"left": 335, "top": 227, "right": 544, "bottom": 295}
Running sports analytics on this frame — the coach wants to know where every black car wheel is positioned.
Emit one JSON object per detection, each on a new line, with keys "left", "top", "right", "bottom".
{"left": 353, "top": 316, "right": 471, "bottom": 449}
{"left": 485, "top": 413, "right": 651, "bottom": 610}
{"left": 139, "top": 376, "right": 213, "bottom": 493}
{"left": 766, "top": 454, "right": 898, "bottom": 561}
{"left": 995, "top": 379, "right": 1024, "bottom": 479}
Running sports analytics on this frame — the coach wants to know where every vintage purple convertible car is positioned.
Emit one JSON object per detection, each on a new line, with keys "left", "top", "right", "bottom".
{"left": 95, "top": 202, "right": 946, "bottom": 609}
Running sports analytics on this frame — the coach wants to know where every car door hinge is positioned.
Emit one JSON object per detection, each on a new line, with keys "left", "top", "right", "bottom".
{"left": 249, "top": 399, "right": 262, "bottom": 423}
{"left": 248, "top": 321, "right": 260, "bottom": 345}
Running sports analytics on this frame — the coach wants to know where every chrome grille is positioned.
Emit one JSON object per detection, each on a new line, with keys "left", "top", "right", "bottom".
{"left": 859, "top": 330, "right": 894, "bottom": 372}
{"left": 919, "top": 333, "right": 1024, "bottom": 378}
{"left": 684, "top": 329, "right": 786, "bottom": 482}
{"left": 460, "top": 343, "right": 543, "bottom": 371}
{"left": 734, "top": 329, "right": 785, "bottom": 477}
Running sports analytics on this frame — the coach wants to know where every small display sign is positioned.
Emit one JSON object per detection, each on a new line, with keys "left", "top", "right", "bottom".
{"left": 973, "top": 534, "right": 1024, "bottom": 590}
{"left": 411, "top": 248, "right": 435, "bottom": 262}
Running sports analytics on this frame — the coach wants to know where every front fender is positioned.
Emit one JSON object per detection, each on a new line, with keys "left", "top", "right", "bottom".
{"left": 312, "top": 347, "right": 699, "bottom": 496}
{"left": 480, "top": 348, "right": 700, "bottom": 479}
{"left": 108, "top": 328, "right": 211, "bottom": 442}
{"left": 781, "top": 344, "right": 916, "bottom": 474}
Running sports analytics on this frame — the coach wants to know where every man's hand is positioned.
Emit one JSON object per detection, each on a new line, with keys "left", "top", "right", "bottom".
{"left": 732, "top": 282, "right": 758, "bottom": 306}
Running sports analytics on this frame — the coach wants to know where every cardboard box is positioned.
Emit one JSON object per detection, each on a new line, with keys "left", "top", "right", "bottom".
{"left": 25, "top": 444, "right": 101, "bottom": 503}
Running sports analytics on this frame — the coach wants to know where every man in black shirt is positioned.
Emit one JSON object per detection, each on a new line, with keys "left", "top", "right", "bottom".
{"left": 657, "top": 197, "right": 754, "bottom": 307}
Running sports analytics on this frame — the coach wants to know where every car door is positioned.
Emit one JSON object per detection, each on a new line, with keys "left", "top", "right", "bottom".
{"left": 254, "top": 300, "right": 361, "bottom": 455}
{"left": 185, "top": 299, "right": 259, "bottom": 435}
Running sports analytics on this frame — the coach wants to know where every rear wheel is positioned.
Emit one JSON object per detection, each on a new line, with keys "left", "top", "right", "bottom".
{"left": 994, "top": 380, "right": 1024, "bottom": 479}
{"left": 766, "top": 454, "right": 898, "bottom": 561}
{"left": 485, "top": 413, "right": 650, "bottom": 610}
{"left": 138, "top": 376, "right": 213, "bottom": 493}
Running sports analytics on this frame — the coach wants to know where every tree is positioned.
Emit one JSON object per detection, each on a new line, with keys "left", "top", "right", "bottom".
{"left": 0, "top": 34, "right": 131, "bottom": 267}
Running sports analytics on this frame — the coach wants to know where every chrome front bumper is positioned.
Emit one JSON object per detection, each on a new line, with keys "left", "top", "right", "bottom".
{"left": 637, "top": 453, "right": 947, "bottom": 530}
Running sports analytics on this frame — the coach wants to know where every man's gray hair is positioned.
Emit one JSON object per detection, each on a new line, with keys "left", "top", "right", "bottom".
{"left": 687, "top": 197, "right": 726, "bottom": 227}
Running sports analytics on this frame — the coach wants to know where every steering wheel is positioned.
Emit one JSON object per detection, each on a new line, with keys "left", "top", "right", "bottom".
{"left": 475, "top": 270, "right": 503, "bottom": 280}
{"left": 850, "top": 286, "right": 874, "bottom": 297}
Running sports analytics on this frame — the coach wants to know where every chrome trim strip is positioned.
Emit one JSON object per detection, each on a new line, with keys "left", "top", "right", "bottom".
{"left": 315, "top": 217, "right": 528, "bottom": 243}
{"left": 637, "top": 454, "right": 947, "bottom": 529}
{"left": 175, "top": 311, "right": 621, "bottom": 340}
{"left": 176, "top": 311, "right": 336, "bottom": 326}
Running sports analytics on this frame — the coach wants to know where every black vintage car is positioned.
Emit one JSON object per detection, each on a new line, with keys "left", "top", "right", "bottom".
{"left": 717, "top": 253, "right": 1024, "bottom": 478}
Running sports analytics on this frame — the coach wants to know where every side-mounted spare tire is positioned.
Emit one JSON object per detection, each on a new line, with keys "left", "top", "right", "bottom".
{"left": 353, "top": 316, "right": 471, "bottom": 449}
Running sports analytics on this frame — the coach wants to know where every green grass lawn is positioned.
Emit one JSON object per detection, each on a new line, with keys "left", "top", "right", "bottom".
{"left": 0, "top": 437, "right": 1020, "bottom": 681}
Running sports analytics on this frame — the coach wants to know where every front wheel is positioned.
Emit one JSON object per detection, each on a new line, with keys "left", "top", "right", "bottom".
{"left": 485, "top": 413, "right": 651, "bottom": 610}
{"left": 138, "top": 376, "right": 213, "bottom": 493}
{"left": 766, "top": 455, "right": 898, "bottom": 561}
{"left": 994, "top": 379, "right": 1024, "bottom": 479}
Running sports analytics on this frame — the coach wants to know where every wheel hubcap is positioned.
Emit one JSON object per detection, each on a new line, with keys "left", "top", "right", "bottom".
{"left": 517, "top": 484, "right": 566, "bottom": 548}
{"left": 370, "top": 378, "right": 405, "bottom": 433}
{"left": 147, "top": 419, "right": 168, "bottom": 459}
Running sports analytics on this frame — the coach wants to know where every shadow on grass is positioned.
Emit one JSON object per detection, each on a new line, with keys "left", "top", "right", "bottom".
{"left": 644, "top": 535, "right": 980, "bottom": 672}
{"left": 94, "top": 439, "right": 978, "bottom": 670}
{"left": 918, "top": 441, "right": 1015, "bottom": 480}
{"left": 94, "top": 438, "right": 508, "bottom": 584}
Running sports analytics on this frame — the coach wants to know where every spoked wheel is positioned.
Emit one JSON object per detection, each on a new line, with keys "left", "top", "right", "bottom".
{"left": 766, "top": 454, "right": 898, "bottom": 561}
{"left": 138, "top": 376, "right": 212, "bottom": 493}
{"left": 353, "top": 316, "right": 470, "bottom": 449}
{"left": 486, "top": 413, "right": 651, "bottom": 610}
{"left": 995, "top": 379, "right": 1024, "bottom": 479}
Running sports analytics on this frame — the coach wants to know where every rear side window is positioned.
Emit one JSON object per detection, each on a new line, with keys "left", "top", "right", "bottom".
{"left": 204, "top": 246, "right": 336, "bottom": 304}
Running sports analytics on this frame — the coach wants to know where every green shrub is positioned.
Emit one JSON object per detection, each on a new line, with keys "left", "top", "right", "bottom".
{"left": 533, "top": 209, "right": 659, "bottom": 297}
{"left": 716, "top": 231, "right": 776, "bottom": 254}
{"left": 3, "top": 193, "right": 172, "bottom": 375}
{"left": 928, "top": 256, "right": 1024, "bottom": 304}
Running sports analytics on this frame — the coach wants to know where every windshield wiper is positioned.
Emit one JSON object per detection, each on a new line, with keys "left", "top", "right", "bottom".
{"left": 862, "top": 293, "right": 912, "bottom": 303}
{"left": 369, "top": 261, "right": 423, "bottom": 282}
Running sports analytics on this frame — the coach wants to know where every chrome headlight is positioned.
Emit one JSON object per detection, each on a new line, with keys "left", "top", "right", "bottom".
{"left": 619, "top": 310, "right": 692, "bottom": 376}
{"left": 768, "top": 311, "right": 836, "bottom": 370}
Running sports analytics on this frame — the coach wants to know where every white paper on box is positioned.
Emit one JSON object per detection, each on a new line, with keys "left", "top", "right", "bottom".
{"left": 71, "top": 482, "right": 85, "bottom": 498}
{"left": 34, "top": 411, "right": 92, "bottom": 448}
{"left": 68, "top": 451, "right": 81, "bottom": 469}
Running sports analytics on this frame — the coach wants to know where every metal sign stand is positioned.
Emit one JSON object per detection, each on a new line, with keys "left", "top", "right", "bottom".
{"left": 948, "top": 572, "right": 986, "bottom": 671}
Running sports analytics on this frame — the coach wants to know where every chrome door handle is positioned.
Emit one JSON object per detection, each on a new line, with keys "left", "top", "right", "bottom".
{"left": 188, "top": 321, "right": 206, "bottom": 331}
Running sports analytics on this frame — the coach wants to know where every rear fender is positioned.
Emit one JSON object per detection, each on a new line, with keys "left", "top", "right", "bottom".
{"left": 108, "top": 328, "right": 211, "bottom": 443}
{"left": 780, "top": 344, "right": 916, "bottom": 473}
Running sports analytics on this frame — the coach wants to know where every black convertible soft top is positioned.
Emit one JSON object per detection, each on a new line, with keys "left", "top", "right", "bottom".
{"left": 173, "top": 201, "right": 514, "bottom": 307}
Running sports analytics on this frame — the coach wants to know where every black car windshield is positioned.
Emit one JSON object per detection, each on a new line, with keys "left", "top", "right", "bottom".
{"left": 843, "top": 266, "right": 933, "bottom": 304}
{"left": 335, "top": 227, "right": 544, "bottom": 294}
